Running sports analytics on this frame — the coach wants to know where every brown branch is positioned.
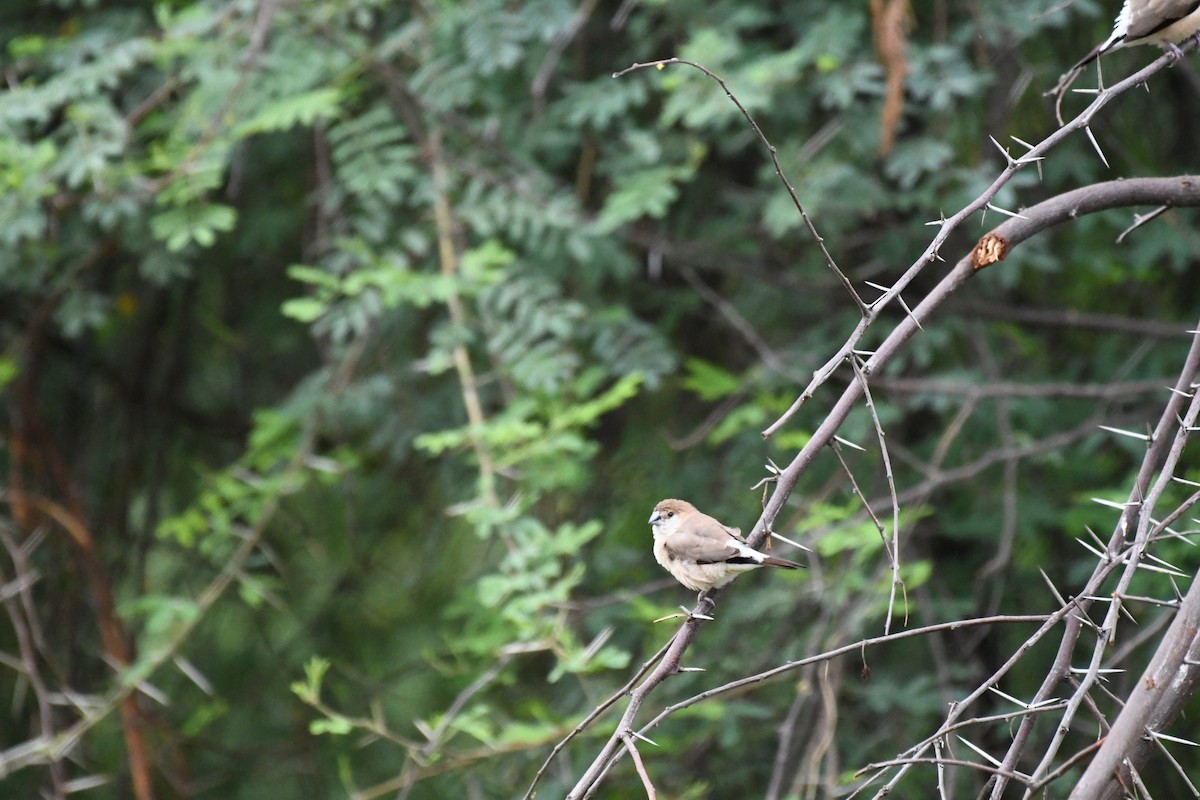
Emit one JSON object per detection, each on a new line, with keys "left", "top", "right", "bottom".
{"left": 864, "top": 552, "right": 1131, "bottom": 795}
{"left": 147, "top": 1, "right": 277, "bottom": 194}
{"left": 582, "top": 616, "right": 1059, "bottom": 791}
{"left": 830, "top": 441, "right": 889, "bottom": 556}
{"left": 970, "top": 330, "right": 1018, "bottom": 599}
{"left": 1073, "top": 523, "right": 1200, "bottom": 794}
{"left": 678, "top": 265, "right": 800, "bottom": 381}
{"left": 9, "top": 310, "right": 156, "bottom": 799}
{"left": 1081, "top": 568, "right": 1200, "bottom": 800}
{"left": 395, "top": 652, "right": 516, "bottom": 800}
{"left": 883, "top": 410, "right": 1143, "bottom": 510}
{"left": 856, "top": 756, "right": 1030, "bottom": 785}
{"left": 765, "top": 690, "right": 811, "bottom": 800}
{"left": 0, "top": 363, "right": 336, "bottom": 781}
{"left": 370, "top": 20, "right": 498, "bottom": 509}
{"left": 665, "top": 392, "right": 747, "bottom": 451}
{"left": 530, "top": 0, "right": 601, "bottom": 104}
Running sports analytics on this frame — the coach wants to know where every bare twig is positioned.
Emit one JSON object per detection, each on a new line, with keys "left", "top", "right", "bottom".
{"left": 530, "top": 0, "right": 601, "bottom": 104}
{"left": 850, "top": 357, "right": 904, "bottom": 632}
{"left": 426, "top": 124, "right": 498, "bottom": 508}
{"left": 621, "top": 730, "right": 658, "bottom": 799}
{"left": 830, "top": 441, "right": 889, "bottom": 552}
{"left": 395, "top": 652, "right": 516, "bottom": 800}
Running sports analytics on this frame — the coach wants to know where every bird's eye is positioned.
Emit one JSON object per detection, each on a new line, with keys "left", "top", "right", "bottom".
{"left": 666, "top": 512, "right": 674, "bottom": 518}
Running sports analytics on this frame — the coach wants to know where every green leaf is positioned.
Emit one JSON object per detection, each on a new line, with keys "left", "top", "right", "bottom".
{"left": 310, "top": 718, "right": 353, "bottom": 736}
{"left": 596, "top": 165, "right": 692, "bottom": 232}
{"left": 290, "top": 656, "right": 331, "bottom": 705}
{"left": 681, "top": 358, "right": 742, "bottom": 401}
{"left": 236, "top": 88, "right": 343, "bottom": 136}
{"left": 281, "top": 297, "right": 327, "bottom": 322}
{"left": 149, "top": 204, "right": 237, "bottom": 251}
{"left": 287, "top": 264, "right": 343, "bottom": 290}
{"left": 0, "top": 356, "right": 19, "bottom": 391}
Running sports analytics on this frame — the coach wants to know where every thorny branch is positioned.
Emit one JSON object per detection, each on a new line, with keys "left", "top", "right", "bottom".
{"left": 759, "top": 51, "right": 1187, "bottom": 440}
{"left": 555, "top": 44, "right": 1200, "bottom": 797}
{"left": 578, "top": 615, "right": 1052, "bottom": 790}
{"left": 865, "top": 321, "right": 1200, "bottom": 800}
{"left": 850, "top": 357, "right": 905, "bottom": 633}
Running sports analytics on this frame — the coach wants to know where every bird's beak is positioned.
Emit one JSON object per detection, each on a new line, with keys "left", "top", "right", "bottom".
{"left": 648, "top": 511, "right": 662, "bottom": 526}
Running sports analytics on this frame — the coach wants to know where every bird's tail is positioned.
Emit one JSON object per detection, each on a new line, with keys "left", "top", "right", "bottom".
{"left": 761, "top": 556, "right": 803, "bottom": 570}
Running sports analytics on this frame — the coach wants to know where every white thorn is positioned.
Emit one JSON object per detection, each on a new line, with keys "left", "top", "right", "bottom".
{"left": 985, "top": 203, "right": 1029, "bottom": 220}
{"left": 631, "top": 730, "right": 660, "bottom": 746}
{"left": 1091, "top": 497, "right": 1139, "bottom": 510}
{"left": 988, "top": 686, "right": 1030, "bottom": 709}
{"left": 833, "top": 435, "right": 866, "bottom": 452}
{"left": 1097, "top": 424, "right": 1151, "bottom": 441}
{"left": 956, "top": 735, "right": 1005, "bottom": 768}
{"left": 770, "top": 531, "right": 813, "bottom": 553}
{"left": 1085, "top": 125, "right": 1110, "bottom": 168}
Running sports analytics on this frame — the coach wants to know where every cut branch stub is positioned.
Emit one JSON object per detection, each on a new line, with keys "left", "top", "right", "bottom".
{"left": 971, "top": 232, "right": 1010, "bottom": 270}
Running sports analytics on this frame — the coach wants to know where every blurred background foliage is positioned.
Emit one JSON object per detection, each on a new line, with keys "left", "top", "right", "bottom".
{"left": 1, "top": 0, "right": 1199, "bottom": 797}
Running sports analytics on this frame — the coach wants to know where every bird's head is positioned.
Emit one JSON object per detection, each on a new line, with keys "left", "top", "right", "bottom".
{"left": 648, "top": 498, "right": 696, "bottom": 533}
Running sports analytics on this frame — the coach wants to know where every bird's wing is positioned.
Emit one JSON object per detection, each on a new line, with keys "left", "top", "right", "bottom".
{"left": 1126, "top": 0, "right": 1200, "bottom": 40}
{"left": 663, "top": 515, "right": 746, "bottom": 565}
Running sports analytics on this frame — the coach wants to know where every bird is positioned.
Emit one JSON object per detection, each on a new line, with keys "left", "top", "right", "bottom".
{"left": 1076, "top": 0, "right": 1200, "bottom": 68}
{"left": 1051, "top": 0, "right": 1200, "bottom": 116}
{"left": 648, "top": 499, "right": 803, "bottom": 594}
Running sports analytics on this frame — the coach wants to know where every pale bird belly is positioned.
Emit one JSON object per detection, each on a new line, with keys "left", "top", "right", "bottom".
{"left": 653, "top": 538, "right": 758, "bottom": 591}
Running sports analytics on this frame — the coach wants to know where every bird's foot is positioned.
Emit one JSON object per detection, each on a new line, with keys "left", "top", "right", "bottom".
{"left": 690, "top": 591, "right": 717, "bottom": 621}
{"left": 1165, "top": 41, "right": 1186, "bottom": 62}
